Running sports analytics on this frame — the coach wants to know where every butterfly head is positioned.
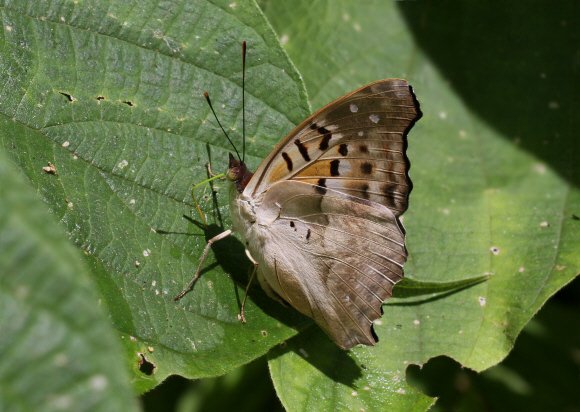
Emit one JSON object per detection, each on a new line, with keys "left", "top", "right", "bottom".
{"left": 226, "top": 153, "right": 253, "bottom": 193}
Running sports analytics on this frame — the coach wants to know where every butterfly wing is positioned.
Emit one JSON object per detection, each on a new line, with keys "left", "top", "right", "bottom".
{"left": 238, "top": 79, "right": 420, "bottom": 348}
{"left": 250, "top": 180, "right": 406, "bottom": 349}
{"left": 245, "top": 79, "right": 421, "bottom": 216}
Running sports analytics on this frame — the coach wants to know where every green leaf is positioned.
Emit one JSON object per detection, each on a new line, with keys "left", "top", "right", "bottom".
{"left": 262, "top": 0, "right": 579, "bottom": 410}
{"left": 0, "top": 150, "right": 138, "bottom": 411}
{"left": 0, "top": 0, "right": 310, "bottom": 392}
{"left": 412, "top": 294, "right": 580, "bottom": 411}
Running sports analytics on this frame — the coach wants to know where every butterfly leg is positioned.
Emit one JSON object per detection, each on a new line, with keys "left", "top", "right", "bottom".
{"left": 238, "top": 248, "right": 258, "bottom": 323}
{"left": 174, "top": 229, "right": 233, "bottom": 302}
{"left": 206, "top": 162, "right": 219, "bottom": 177}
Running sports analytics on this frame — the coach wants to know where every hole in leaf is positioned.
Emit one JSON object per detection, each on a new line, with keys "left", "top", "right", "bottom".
{"left": 138, "top": 353, "right": 156, "bottom": 375}
{"left": 123, "top": 100, "right": 134, "bottom": 107}
{"left": 96, "top": 96, "right": 105, "bottom": 101}
{"left": 59, "top": 92, "right": 75, "bottom": 102}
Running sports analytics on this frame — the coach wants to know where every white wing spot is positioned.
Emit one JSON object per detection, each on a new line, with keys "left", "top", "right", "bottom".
{"left": 369, "top": 114, "right": 380, "bottom": 123}
{"left": 349, "top": 103, "right": 359, "bottom": 113}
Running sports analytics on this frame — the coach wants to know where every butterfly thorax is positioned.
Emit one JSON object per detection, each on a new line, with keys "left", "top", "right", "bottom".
{"left": 227, "top": 153, "right": 260, "bottom": 238}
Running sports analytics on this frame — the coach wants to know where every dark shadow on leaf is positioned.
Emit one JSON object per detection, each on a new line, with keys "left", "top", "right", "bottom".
{"left": 398, "top": 1, "right": 579, "bottom": 187}
{"left": 405, "top": 279, "right": 580, "bottom": 411}
{"left": 172, "top": 215, "right": 308, "bottom": 330}
{"left": 388, "top": 274, "right": 490, "bottom": 305}
{"left": 269, "top": 326, "right": 363, "bottom": 388}
{"left": 388, "top": 286, "right": 475, "bottom": 307}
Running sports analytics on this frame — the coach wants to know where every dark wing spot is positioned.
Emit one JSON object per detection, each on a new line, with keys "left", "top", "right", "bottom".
{"left": 294, "top": 139, "right": 311, "bottom": 161}
{"left": 361, "top": 183, "right": 370, "bottom": 199}
{"left": 330, "top": 159, "right": 340, "bottom": 176}
{"left": 361, "top": 162, "right": 373, "bottom": 174}
{"left": 315, "top": 178, "right": 327, "bottom": 194}
{"left": 382, "top": 184, "right": 399, "bottom": 208}
{"left": 309, "top": 123, "right": 318, "bottom": 130}
{"left": 359, "top": 144, "right": 369, "bottom": 153}
{"left": 318, "top": 126, "right": 332, "bottom": 150}
{"left": 338, "top": 143, "right": 348, "bottom": 156}
{"left": 306, "top": 229, "right": 311, "bottom": 240}
{"left": 282, "top": 152, "right": 293, "bottom": 171}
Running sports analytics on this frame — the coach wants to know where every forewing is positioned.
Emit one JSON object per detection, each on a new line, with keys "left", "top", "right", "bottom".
{"left": 245, "top": 79, "right": 421, "bottom": 216}
{"left": 253, "top": 181, "right": 406, "bottom": 349}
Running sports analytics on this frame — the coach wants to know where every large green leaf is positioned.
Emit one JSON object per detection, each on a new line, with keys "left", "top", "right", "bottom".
{"left": 0, "top": 150, "right": 138, "bottom": 411}
{"left": 0, "top": 0, "right": 310, "bottom": 392}
{"left": 261, "top": 1, "right": 579, "bottom": 410}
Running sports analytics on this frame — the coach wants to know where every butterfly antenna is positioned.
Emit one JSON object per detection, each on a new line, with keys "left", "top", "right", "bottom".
{"left": 241, "top": 40, "right": 247, "bottom": 163}
{"left": 203, "top": 91, "right": 242, "bottom": 161}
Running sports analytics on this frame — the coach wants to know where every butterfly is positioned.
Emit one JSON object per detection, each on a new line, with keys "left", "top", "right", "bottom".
{"left": 176, "top": 42, "right": 422, "bottom": 350}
